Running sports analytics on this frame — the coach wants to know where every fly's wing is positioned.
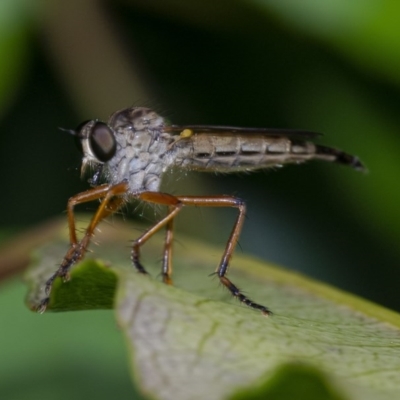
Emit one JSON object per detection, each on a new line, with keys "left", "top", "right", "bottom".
{"left": 164, "top": 125, "right": 365, "bottom": 172}
{"left": 166, "top": 125, "right": 322, "bottom": 139}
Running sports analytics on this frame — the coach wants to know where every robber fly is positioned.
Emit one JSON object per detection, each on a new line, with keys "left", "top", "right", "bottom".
{"left": 37, "top": 107, "right": 365, "bottom": 314}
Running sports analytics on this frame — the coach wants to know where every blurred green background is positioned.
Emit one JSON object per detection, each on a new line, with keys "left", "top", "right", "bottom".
{"left": 1, "top": 0, "right": 400, "bottom": 398}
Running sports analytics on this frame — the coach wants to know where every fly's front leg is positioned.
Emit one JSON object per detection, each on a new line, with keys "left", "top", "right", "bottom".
{"left": 37, "top": 182, "right": 128, "bottom": 313}
{"left": 61, "top": 182, "right": 128, "bottom": 280}
{"left": 65, "top": 184, "right": 113, "bottom": 246}
{"left": 64, "top": 194, "right": 126, "bottom": 278}
{"left": 131, "top": 192, "right": 182, "bottom": 278}
{"left": 176, "top": 195, "right": 272, "bottom": 316}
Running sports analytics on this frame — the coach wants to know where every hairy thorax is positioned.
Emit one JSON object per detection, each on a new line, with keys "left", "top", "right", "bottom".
{"left": 104, "top": 107, "right": 175, "bottom": 193}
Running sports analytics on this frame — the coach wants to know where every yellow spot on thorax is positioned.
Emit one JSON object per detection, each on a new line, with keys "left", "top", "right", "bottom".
{"left": 180, "top": 129, "right": 194, "bottom": 138}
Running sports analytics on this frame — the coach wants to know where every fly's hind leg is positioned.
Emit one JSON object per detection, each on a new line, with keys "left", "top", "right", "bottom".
{"left": 175, "top": 195, "right": 272, "bottom": 316}
{"left": 37, "top": 182, "right": 128, "bottom": 313}
{"left": 133, "top": 192, "right": 272, "bottom": 314}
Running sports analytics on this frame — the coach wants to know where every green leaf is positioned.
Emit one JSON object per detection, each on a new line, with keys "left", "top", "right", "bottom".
{"left": 50, "top": 260, "right": 117, "bottom": 311}
{"left": 24, "top": 217, "right": 400, "bottom": 400}
{"left": 231, "top": 363, "right": 347, "bottom": 400}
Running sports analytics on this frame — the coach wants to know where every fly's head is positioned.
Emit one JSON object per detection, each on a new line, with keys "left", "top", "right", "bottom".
{"left": 64, "top": 107, "right": 168, "bottom": 191}
{"left": 63, "top": 119, "right": 117, "bottom": 183}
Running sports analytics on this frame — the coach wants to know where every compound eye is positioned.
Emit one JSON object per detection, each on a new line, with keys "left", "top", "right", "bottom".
{"left": 89, "top": 122, "right": 117, "bottom": 162}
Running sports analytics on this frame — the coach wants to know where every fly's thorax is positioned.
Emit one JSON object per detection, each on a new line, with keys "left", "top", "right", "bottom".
{"left": 108, "top": 107, "right": 165, "bottom": 132}
{"left": 105, "top": 107, "right": 174, "bottom": 192}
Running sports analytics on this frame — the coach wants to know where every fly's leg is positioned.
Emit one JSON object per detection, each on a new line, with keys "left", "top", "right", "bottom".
{"left": 131, "top": 192, "right": 182, "bottom": 277}
{"left": 62, "top": 183, "right": 128, "bottom": 279}
{"left": 175, "top": 195, "right": 272, "bottom": 316}
{"left": 134, "top": 192, "right": 271, "bottom": 314}
{"left": 37, "top": 182, "right": 128, "bottom": 313}
{"left": 162, "top": 206, "right": 175, "bottom": 284}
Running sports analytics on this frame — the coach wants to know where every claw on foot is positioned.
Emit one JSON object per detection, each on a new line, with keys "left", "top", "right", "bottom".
{"left": 61, "top": 271, "right": 71, "bottom": 283}
{"left": 38, "top": 245, "right": 82, "bottom": 313}
{"left": 37, "top": 297, "right": 49, "bottom": 314}
{"left": 162, "top": 274, "right": 173, "bottom": 285}
{"left": 219, "top": 275, "right": 272, "bottom": 316}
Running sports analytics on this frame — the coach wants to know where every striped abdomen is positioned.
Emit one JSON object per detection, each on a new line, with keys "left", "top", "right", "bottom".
{"left": 174, "top": 133, "right": 365, "bottom": 172}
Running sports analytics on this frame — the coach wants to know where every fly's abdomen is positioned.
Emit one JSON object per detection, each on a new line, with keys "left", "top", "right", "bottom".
{"left": 179, "top": 134, "right": 364, "bottom": 172}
